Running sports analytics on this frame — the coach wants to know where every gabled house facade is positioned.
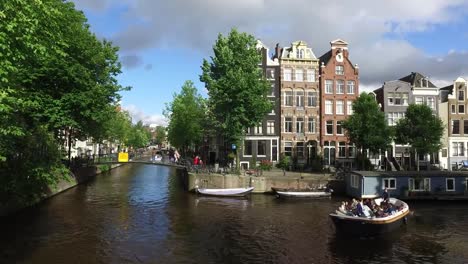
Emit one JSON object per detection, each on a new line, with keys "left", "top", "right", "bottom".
{"left": 277, "top": 41, "right": 320, "bottom": 165}
{"left": 239, "top": 41, "right": 281, "bottom": 169}
{"left": 318, "top": 39, "right": 359, "bottom": 168}
{"left": 439, "top": 77, "right": 468, "bottom": 170}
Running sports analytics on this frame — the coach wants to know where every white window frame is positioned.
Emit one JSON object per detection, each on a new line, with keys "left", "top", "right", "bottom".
{"left": 295, "top": 68, "right": 303, "bottom": 81}
{"left": 383, "top": 178, "right": 397, "bottom": 190}
{"left": 408, "top": 178, "right": 431, "bottom": 191}
{"left": 336, "top": 100, "right": 344, "bottom": 115}
{"left": 284, "top": 141, "right": 293, "bottom": 156}
{"left": 257, "top": 140, "right": 267, "bottom": 157}
{"left": 267, "top": 121, "right": 275, "bottom": 135}
{"left": 336, "top": 80, "right": 344, "bottom": 94}
{"left": 325, "top": 80, "right": 333, "bottom": 94}
{"left": 415, "top": 96, "right": 423, "bottom": 105}
{"left": 307, "top": 91, "right": 317, "bottom": 107}
{"left": 283, "top": 68, "right": 292, "bottom": 81}
{"left": 336, "top": 121, "right": 343, "bottom": 135}
{"left": 446, "top": 178, "right": 455, "bottom": 192}
{"left": 243, "top": 140, "right": 253, "bottom": 157}
{"left": 296, "top": 90, "right": 304, "bottom": 107}
{"left": 296, "top": 117, "right": 304, "bottom": 133}
{"left": 284, "top": 117, "right": 293, "bottom": 133}
{"left": 326, "top": 120, "right": 333, "bottom": 135}
{"left": 307, "top": 118, "right": 316, "bottom": 133}
{"left": 254, "top": 125, "right": 263, "bottom": 135}
{"left": 325, "top": 100, "right": 333, "bottom": 115}
{"left": 335, "top": 65, "right": 344, "bottom": 75}
{"left": 284, "top": 91, "right": 293, "bottom": 106}
{"left": 346, "top": 80, "right": 355, "bottom": 94}
{"left": 306, "top": 69, "right": 315, "bottom": 82}
{"left": 347, "top": 101, "right": 353, "bottom": 115}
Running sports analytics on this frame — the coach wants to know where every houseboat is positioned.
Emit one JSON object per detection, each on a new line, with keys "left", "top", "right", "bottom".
{"left": 344, "top": 171, "right": 468, "bottom": 200}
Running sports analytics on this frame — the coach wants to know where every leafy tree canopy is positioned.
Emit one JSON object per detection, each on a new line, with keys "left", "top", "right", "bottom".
{"left": 395, "top": 104, "right": 444, "bottom": 155}
{"left": 342, "top": 93, "right": 393, "bottom": 153}
{"left": 200, "top": 28, "right": 272, "bottom": 143}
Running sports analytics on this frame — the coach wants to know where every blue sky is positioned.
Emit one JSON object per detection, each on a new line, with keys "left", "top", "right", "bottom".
{"left": 71, "top": 0, "right": 468, "bottom": 126}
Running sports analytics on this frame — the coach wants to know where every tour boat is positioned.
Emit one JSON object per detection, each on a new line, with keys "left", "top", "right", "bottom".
{"left": 196, "top": 187, "right": 254, "bottom": 197}
{"left": 272, "top": 187, "right": 332, "bottom": 199}
{"left": 329, "top": 197, "right": 410, "bottom": 236}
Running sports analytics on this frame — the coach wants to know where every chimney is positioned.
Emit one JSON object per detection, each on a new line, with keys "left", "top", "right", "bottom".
{"left": 273, "top": 43, "right": 281, "bottom": 60}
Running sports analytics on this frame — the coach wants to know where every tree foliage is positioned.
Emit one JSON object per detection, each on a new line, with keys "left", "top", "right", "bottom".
{"left": 200, "top": 28, "right": 272, "bottom": 144}
{"left": 395, "top": 104, "right": 443, "bottom": 156}
{"left": 0, "top": 0, "right": 127, "bottom": 206}
{"left": 343, "top": 93, "right": 393, "bottom": 153}
{"left": 164, "top": 80, "right": 205, "bottom": 151}
{"left": 154, "top": 126, "right": 167, "bottom": 145}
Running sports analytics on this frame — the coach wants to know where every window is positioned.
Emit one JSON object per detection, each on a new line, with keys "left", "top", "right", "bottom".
{"left": 325, "top": 80, "right": 333, "bottom": 94}
{"left": 306, "top": 70, "right": 315, "bottom": 82}
{"left": 272, "top": 140, "right": 278, "bottom": 161}
{"left": 285, "top": 117, "right": 293, "bottom": 133}
{"left": 296, "top": 117, "right": 304, "bottom": 133}
{"left": 415, "top": 97, "right": 423, "bottom": 105}
{"left": 459, "top": 90, "right": 465, "bottom": 101}
{"left": 427, "top": 97, "right": 435, "bottom": 110}
{"left": 383, "top": 178, "right": 397, "bottom": 190}
{"left": 257, "top": 140, "right": 266, "bottom": 156}
{"left": 336, "top": 121, "right": 343, "bottom": 135}
{"left": 297, "top": 49, "right": 304, "bottom": 59}
{"left": 244, "top": 140, "right": 252, "bottom": 156}
{"left": 389, "top": 92, "right": 408, "bottom": 105}
{"left": 326, "top": 120, "right": 333, "bottom": 135}
{"left": 387, "top": 112, "right": 405, "bottom": 126}
{"left": 308, "top": 118, "right": 316, "bottom": 133}
{"left": 351, "top": 174, "right": 359, "bottom": 188}
{"left": 255, "top": 125, "right": 263, "bottom": 135}
{"left": 409, "top": 178, "right": 430, "bottom": 191}
{"left": 464, "top": 120, "right": 468, "bottom": 135}
{"left": 285, "top": 91, "right": 293, "bottom": 106}
{"left": 338, "top": 142, "right": 346, "bottom": 157}
{"left": 446, "top": 178, "right": 455, "bottom": 191}
{"left": 347, "top": 81, "right": 355, "bottom": 94}
{"left": 325, "top": 100, "right": 333, "bottom": 114}
{"left": 452, "top": 104, "right": 456, "bottom": 114}
{"left": 267, "top": 69, "right": 275, "bottom": 80}
{"left": 296, "top": 142, "right": 304, "bottom": 158}
{"left": 336, "top": 80, "right": 344, "bottom": 94}
{"left": 245, "top": 127, "right": 251, "bottom": 134}
{"left": 335, "top": 65, "right": 344, "bottom": 75}
{"left": 459, "top": 104, "right": 465, "bottom": 114}
{"left": 296, "top": 90, "right": 304, "bottom": 107}
{"left": 307, "top": 91, "right": 317, "bottom": 107}
{"left": 295, "top": 69, "right": 303, "bottom": 81}
{"left": 283, "top": 68, "right": 292, "bottom": 81}
{"left": 284, "top": 142, "right": 292, "bottom": 156}
{"left": 270, "top": 84, "right": 275, "bottom": 97}
{"left": 347, "top": 101, "right": 353, "bottom": 115}
{"left": 336, "top": 100, "right": 344, "bottom": 115}
{"left": 267, "top": 121, "right": 275, "bottom": 134}
{"left": 452, "top": 142, "right": 464, "bottom": 156}
{"left": 452, "top": 120, "right": 460, "bottom": 134}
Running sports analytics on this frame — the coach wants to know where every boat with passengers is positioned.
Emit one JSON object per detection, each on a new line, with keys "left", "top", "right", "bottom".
{"left": 329, "top": 197, "right": 410, "bottom": 236}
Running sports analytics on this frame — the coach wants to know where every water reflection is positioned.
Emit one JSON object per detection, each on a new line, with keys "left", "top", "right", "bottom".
{"left": 2, "top": 165, "right": 468, "bottom": 263}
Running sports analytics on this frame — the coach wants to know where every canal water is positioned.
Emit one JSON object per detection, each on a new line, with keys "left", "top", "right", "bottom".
{"left": 2, "top": 164, "right": 468, "bottom": 263}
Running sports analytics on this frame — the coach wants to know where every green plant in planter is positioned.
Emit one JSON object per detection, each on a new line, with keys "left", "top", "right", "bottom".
{"left": 276, "top": 155, "right": 291, "bottom": 176}
{"left": 259, "top": 160, "right": 272, "bottom": 171}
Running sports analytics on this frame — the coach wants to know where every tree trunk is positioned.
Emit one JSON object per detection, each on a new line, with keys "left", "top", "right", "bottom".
{"left": 67, "top": 128, "right": 72, "bottom": 165}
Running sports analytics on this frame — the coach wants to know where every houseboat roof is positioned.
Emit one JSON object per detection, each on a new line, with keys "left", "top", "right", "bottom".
{"left": 351, "top": 171, "right": 468, "bottom": 177}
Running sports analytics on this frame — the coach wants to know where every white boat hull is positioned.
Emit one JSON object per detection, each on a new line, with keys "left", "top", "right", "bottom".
{"left": 196, "top": 187, "right": 254, "bottom": 197}
{"left": 276, "top": 191, "right": 331, "bottom": 198}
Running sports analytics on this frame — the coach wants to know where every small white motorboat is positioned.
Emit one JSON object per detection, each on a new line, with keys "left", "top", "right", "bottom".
{"left": 272, "top": 187, "right": 332, "bottom": 199}
{"left": 196, "top": 187, "right": 254, "bottom": 197}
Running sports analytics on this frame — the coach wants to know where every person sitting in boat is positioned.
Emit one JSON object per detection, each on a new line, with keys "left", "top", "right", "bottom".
{"left": 356, "top": 199, "right": 365, "bottom": 217}
{"left": 382, "top": 188, "right": 390, "bottom": 204}
{"left": 386, "top": 204, "right": 396, "bottom": 215}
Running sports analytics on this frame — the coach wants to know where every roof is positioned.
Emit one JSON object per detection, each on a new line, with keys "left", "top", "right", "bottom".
{"left": 398, "top": 72, "right": 437, "bottom": 88}
{"left": 351, "top": 170, "right": 468, "bottom": 177}
{"left": 319, "top": 50, "right": 332, "bottom": 65}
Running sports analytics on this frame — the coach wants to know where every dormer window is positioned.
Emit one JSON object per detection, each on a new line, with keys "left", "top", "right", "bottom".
{"left": 459, "top": 90, "right": 465, "bottom": 101}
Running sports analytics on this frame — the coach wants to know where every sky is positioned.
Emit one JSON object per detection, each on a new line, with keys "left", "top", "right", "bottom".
{"left": 71, "top": 0, "right": 468, "bottom": 126}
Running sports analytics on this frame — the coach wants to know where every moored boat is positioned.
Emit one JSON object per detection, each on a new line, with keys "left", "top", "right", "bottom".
{"left": 196, "top": 187, "right": 254, "bottom": 197}
{"left": 329, "top": 197, "right": 410, "bottom": 236}
{"left": 272, "top": 187, "right": 332, "bottom": 199}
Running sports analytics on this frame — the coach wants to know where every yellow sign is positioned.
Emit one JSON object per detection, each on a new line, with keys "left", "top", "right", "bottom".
{"left": 118, "top": 152, "right": 129, "bottom": 162}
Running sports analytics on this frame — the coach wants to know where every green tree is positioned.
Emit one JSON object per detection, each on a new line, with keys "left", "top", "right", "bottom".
{"left": 154, "top": 126, "right": 167, "bottom": 146}
{"left": 128, "top": 121, "right": 150, "bottom": 149}
{"left": 342, "top": 93, "right": 393, "bottom": 169}
{"left": 0, "top": 0, "right": 127, "bottom": 206}
{"left": 200, "top": 28, "right": 272, "bottom": 167}
{"left": 164, "top": 80, "right": 205, "bottom": 154}
{"left": 395, "top": 104, "right": 443, "bottom": 171}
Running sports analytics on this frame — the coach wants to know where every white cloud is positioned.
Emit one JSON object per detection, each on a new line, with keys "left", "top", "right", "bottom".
{"left": 122, "top": 104, "right": 167, "bottom": 126}
{"left": 72, "top": 0, "right": 468, "bottom": 86}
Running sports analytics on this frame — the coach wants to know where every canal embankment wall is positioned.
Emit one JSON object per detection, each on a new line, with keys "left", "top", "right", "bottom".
{"left": 183, "top": 171, "right": 345, "bottom": 194}
{"left": 0, "top": 164, "right": 122, "bottom": 217}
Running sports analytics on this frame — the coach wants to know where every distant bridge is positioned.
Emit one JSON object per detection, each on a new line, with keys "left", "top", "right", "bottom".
{"left": 94, "top": 160, "right": 187, "bottom": 169}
